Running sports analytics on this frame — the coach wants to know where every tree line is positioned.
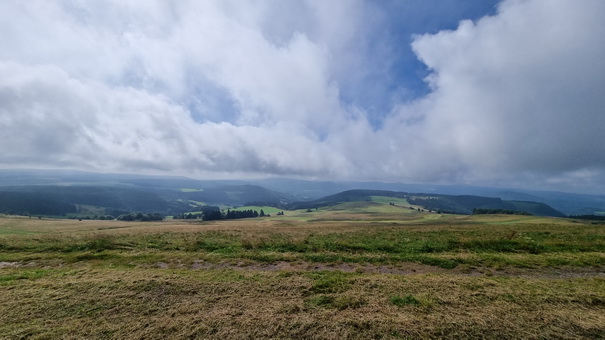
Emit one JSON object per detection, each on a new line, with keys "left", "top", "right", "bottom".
{"left": 472, "top": 208, "right": 531, "bottom": 216}
{"left": 173, "top": 209, "right": 274, "bottom": 221}
{"left": 116, "top": 212, "right": 164, "bottom": 221}
{"left": 568, "top": 214, "right": 605, "bottom": 221}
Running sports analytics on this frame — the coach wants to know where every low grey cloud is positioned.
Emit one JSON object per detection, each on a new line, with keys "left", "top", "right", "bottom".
{"left": 0, "top": 0, "right": 603, "bottom": 194}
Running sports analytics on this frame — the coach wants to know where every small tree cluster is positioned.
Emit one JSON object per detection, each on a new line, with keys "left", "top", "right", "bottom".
{"left": 568, "top": 214, "right": 605, "bottom": 221}
{"left": 225, "top": 209, "right": 259, "bottom": 219}
{"left": 472, "top": 208, "right": 531, "bottom": 216}
{"left": 173, "top": 213, "right": 202, "bottom": 220}
{"left": 68, "top": 215, "right": 115, "bottom": 221}
{"left": 174, "top": 209, "right": 276, "bottom": 221}
{"left": 116, "top": 212, "right": 164, "bottom": 221}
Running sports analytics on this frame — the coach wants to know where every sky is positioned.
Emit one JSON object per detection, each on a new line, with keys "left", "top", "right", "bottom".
{"left": 1, "top": 0, "right": 604, "bottom": 194}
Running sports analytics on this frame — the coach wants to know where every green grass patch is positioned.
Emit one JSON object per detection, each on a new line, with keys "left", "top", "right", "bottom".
{"left": 307, "top": 271, "right": 353, "bottom": 294}
{"left": 0, "top": 229, "right": 38, "bottom": 235}
{"left": 306, "top": 294, "right": 366, "bottom": 310}
{"left": 0, "top": 269, "right": 52, "bottom": 285}
{"left": 390, "top": 294, "right": 421, "bottom": 307}
{"left": 1, "top": 216, "right": 605, "bottom": 270}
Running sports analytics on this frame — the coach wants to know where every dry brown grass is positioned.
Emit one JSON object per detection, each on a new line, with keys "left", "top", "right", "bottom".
{"left": 1, "top": 214, "right": 605, "bottom": 338}
{"left": 1, "top": 267, "right": 604, "bottom": 339}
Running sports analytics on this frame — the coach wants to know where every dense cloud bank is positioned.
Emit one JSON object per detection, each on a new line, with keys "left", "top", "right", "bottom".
{"left": 1, "top": 0, "right": 604, "bottom": 193}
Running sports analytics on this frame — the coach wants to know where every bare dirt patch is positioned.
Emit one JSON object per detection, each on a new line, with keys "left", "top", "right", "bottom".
{"left": 0, "top": 261, "right": 39, "bottom": 269}
{"left": 157, "top": 260, "right": 605, "bottom": 279}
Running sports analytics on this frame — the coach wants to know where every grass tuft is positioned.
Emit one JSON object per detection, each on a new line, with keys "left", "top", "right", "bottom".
{"left": 390, "top": 294, "right": 421, "bottom": 307}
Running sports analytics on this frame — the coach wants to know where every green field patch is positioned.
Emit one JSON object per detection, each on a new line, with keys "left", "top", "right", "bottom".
{"left": 370, "top": 196, "right": 412, "bottom": 207}
{"left": 0, "top": 228, "right": 38, "bottom": 235}
{"left": 324, "top": 201, "right": 401, "bottom": 214}
{"left": 319, "top": 200, "right": 443, "bottom": 219}
{"left": 455, "top": 214, "right": 562, "bottom": 225}
{"left": 391, "top": 294, "right": 421, "bottom": 307}
{"left": 179, "top": 188, "right": 204, "bottom": 192}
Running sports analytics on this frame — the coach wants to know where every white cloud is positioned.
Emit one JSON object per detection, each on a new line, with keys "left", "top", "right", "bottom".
{"left": 0, "top": 0, "right": 364, "bottom": 176}
{"left": 391, "top": 0, "right": 605, "bottom": 191}
{"left": 0, "top": 0, "right": 604, "bottom": 193}
{"left": 0, "top": 61, "right": 352, "bottom": 177}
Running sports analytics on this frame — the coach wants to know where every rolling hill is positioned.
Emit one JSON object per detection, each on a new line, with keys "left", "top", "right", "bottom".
{"left": 0, "top": 170, "right": 585, "bottom": 218}
{"left": 289, "top": 189, "right": 565, "bottom": 217}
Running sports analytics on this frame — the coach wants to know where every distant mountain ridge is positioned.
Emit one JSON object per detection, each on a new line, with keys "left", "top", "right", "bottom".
{"left": 0, "top": 169, "right": 601, "bottom": 216}
{"left": 0, "top": 185, "right": 564, "bottom": 218}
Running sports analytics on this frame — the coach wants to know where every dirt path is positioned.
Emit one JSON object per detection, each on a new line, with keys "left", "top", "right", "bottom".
{"left": 182, "top": 260, "right": 605, "bottom": 279}
{"left": 3, "top": 259, "right": 604, "bottom": 279}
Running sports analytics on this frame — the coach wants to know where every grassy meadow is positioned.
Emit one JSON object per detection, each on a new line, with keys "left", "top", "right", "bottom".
{"left": 1, "top": 202, "right": 604, "bottom": 339}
